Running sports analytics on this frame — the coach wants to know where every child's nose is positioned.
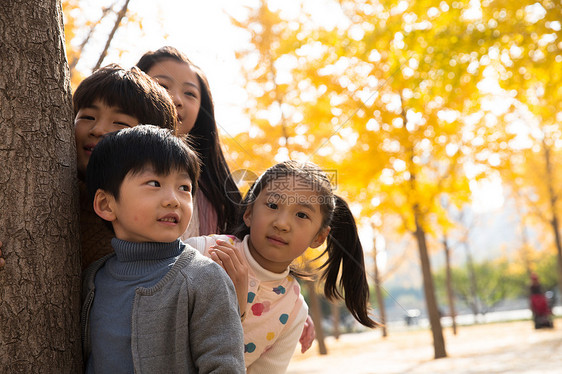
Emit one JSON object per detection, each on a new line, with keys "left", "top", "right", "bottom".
{"left": 162, "top": 189, "right": 180, "bottom": 208}
{"left": 89, "top": 120, "right": 112, "bottom": 137}
{"left": 273, "top": 212, "right": 291, "bottom": 231}
{"left": 170, "top": 89, "right": 183, "bottom": 108}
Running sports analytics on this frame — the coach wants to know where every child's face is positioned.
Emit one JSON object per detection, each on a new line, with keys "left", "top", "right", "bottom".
{"left": 243, "top": 176, "right": 329, "bottom": 273}
{"left": 75, "top": 100, "right": 139, "bottom": 177}
{"left": 107, "top": 166, "right": 193, "bottom": 243}
{"left": 147, "top": 59, "right": 201, "bottom": 135}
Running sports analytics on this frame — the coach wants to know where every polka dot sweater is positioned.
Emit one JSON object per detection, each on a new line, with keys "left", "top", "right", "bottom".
{"left": 186, "top": 235, "right": 309, "bottom": 373}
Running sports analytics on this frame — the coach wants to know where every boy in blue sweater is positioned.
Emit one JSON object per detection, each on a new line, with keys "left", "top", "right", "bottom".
{"left": 82, "top": 125, "right": 244, "bottom": 373}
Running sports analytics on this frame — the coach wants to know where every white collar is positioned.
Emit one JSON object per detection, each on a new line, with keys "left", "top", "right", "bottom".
{"left": 242, "top": 235, "right": 291, "bottom": 282}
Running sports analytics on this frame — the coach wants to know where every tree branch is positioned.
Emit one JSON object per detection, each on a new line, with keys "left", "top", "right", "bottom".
{"left": 93, "top": 0, "right": 131, "bottom": 71}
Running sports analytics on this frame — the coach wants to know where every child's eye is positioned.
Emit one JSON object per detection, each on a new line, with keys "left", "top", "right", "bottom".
{"left": 114, "top": 121, "right": 132, "bottom": 127}
{"left": 266, "top": 202, "right": 278, "bottom": 210}
{"left": 179, "top": 184, "right": 191, "bottom": 192}
{"left": 184, "top": 91, "right": 197, "bottom": 99}
{"left": 296, "top": 212, "right": 309, "bottom": 219}
{"left": 77, "top": 115, "right": 95, "bottom": 121}
{"left": 147, "top": 180, "right": 160, "bottom": 187}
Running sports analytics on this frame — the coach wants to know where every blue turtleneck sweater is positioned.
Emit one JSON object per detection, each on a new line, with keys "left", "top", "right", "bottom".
{"left": 86, "top": 238, "right": 184, "bottom": 374}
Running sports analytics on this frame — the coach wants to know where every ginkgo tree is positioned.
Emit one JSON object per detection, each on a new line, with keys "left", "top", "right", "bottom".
{"left": 224, "top": 0, "right": 524, "bottom": 359}
{"left": 477, "top": 0, "right": 562, "bottom": 296}
{"left": 222, "top": 1, "right": 374, "bottom": 354}
{"left": 223, "top": 1, "right": 334, "bottom": 172}
{"left": 322, "top": 0, "right": 488, "bottom": 358}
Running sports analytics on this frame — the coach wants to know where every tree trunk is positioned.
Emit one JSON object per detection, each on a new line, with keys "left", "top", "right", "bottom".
{"left": 331, "top": 303, "right": 340, "bottom": 339}
{"left": 543, "top": 142, "right": 562, "bottom": 298}
{"left": 549, "top": 212, "right": 562, "bottom": 300}
{"left": 0, "top": 1, "right": 82, "bottom": 372}
{"left": 442, "top": 236, "right": 457, "bottom": 335}
{"left": 414, "top": 208, "right": 447, "bottom": 359}
{"left": 464, "top": 239, "right": 480, "bottom": 319}
{"left": 515, "top": 201, "right": 533, "bottom": 277}
{"left": 373, "top": 236, "right": 388, "bottom": 338}
{"left": 304, "top": 281, "right": 327, "bottom": 355}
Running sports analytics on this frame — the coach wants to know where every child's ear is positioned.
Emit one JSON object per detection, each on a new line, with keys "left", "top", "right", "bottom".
{"left": 93, "top": 189, "right": 117, "bottom": 222}
{"left": 311, "top": 226, "right": 331, "bottom": 248}
{"left": 242, "top": 205, "right": 253, "bottom": 228}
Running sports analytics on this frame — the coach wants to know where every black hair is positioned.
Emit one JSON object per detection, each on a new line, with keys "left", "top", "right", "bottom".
{"left": 233, "top": 161, "right": 378, "bottom": 328}
{"left": 73, "top": 64, "right": 178, "bottom": 132}
{"left": 86, "top": 125, "right": 200, "bottom": 204}
{"left": 136, "top": 46, "right": 242, "bottom": 234}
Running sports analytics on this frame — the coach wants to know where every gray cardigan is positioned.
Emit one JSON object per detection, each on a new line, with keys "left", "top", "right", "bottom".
{"left": 82, "top": 245, "right": 245, "bottom": 373}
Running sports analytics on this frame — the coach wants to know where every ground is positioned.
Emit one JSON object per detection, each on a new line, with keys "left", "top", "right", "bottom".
{"left": 287, "top": 320, "right": 561, "bottom": 373}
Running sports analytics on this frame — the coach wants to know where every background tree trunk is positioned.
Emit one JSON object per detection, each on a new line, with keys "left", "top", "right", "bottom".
{"left": 414, "top": 209, "right": 447, "bottom": 359}
{"left": 331, "top": 303, "right": 340, "bottom": 340}
{"left": 373, "top": 236, "right": 388, "bottom": 338}
{"left": 464, "top": 240, "right": 480, "bottom": 319}
{"left": 443, "top": 236, "right": 457, "bottom": 335}
{"left": 304, "top": 281, "right": 327, "bottom": 355}
{"left": 0, "top": 1, "right": 82, "bottom": 372}
{"left": 542, "top": 142, "right": 562, "bottom": 298}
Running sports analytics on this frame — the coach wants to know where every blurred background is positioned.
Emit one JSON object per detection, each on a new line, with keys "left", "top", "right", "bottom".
{"left": 63, "top": 0, "right": 562, "bottom": 360}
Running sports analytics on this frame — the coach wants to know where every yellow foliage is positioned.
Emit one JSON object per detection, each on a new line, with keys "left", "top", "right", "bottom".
{"left": 227, "top": 0, "right": 493, "bottom": 248}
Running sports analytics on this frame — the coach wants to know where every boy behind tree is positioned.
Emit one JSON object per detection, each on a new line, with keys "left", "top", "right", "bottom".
{"left": 82, "top": 125, "right": 244, "bottom": 373}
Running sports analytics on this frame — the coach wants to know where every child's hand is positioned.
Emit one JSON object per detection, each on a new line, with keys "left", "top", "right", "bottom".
{"left": 0, "top": 241, "right": 5, "bottom": 269}
{"left": 299, "top": 315, "right": 316, "bottom": 353}
{"left": 209, "top": 239, "right": 248, "bottom": 318}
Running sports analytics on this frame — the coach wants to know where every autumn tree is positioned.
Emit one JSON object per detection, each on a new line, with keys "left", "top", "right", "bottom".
{"left": 477, "top": 0, "right": 562, "bottom": 297}
{"left": 223, "top": 1, "right": 321, "bottom": 169}
{"left": 497, "top": 141, "right": 562, "bottom": 290}
{"left": 215, "top": 0, "right": 562, "bottom": 359}
{"left": 224, "top": 0, "right": 507, "bottom": 359}
{"left": 0, "top": 0, "right": 81, "bottom": 371}
{"left": 224, "top": 1, "right": 340, "bottom": 353}
{"left": 294, "top": 0, "right": 508, "bottom": 359}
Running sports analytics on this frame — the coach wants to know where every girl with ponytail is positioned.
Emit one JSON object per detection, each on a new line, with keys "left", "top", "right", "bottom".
{"left": 186, "top": 160, "right": 378, "bottom": 373}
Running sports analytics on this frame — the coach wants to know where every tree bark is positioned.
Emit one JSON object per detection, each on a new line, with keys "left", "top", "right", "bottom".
{"left": 442, "top": 236, "right": 457, "bottom": 335}
{"left": 414, "top": 208, "right": 447, "bottom": 359}
{"left": 0, "top": 1, "right": 81, "bottom": 372}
